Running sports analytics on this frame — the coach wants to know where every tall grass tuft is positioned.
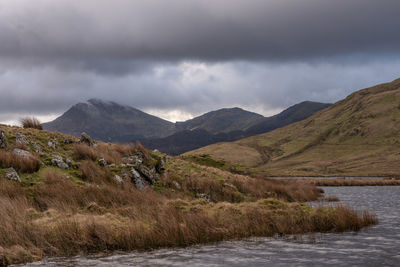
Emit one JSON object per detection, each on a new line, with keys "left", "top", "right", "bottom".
{"left": 0, "top": 150, "right": 41, "bottom": 173}
{"left": 80, "top": 160, "right": 111, "bottom": 183}
{"left": 73, "top": 144, "right": 97, "bottom": 161}
{"left": 19, "top": 117, "right": 43, "bottom": 130}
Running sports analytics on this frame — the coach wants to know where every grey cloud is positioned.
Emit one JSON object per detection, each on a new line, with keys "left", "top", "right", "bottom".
{"left": 1, "top": 59, "right": 400, "bottom": 123}
{"left": 0, "top": 0, "right": 400, "bottom": 72}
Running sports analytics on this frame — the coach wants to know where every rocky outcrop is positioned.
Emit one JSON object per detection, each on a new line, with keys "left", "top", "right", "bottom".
{"left": 130, "top": 168, "right": 146, "bottom": 190}
{"left": 199, "top": 193, "right": 211, "bottom": 202}
{"left": 172, "top": 180, "right": 181, "bottom": 190}
{"left": 6, "top": 168, "right": 21, "bottom": 182}
{"left": 80, "top": 132, "right": 93, "bottom": 146}
{"left": 113, "top": 175, "right": 123, "bottom": 184}
{"left": 65, "top": 158, "right": 73, "bottom": 168}
{"left": 13, "top": 148, "right": 33, "bottom": 158}
{"left": 64, "top": 138, "right": 74, "bottom": 144}
{"left": 122, "top": 152, "right": 166, "bottom": 190}
{"left": 137, "top": 165, "right": 160, "bottom": 185}
{"left": 0, "top": 130, "right": 7, "bottom": 149}
{"left": 125, "top": 155, "right": 143, "bottom": 165}
{"left": 16, "top": 133, "right": 29, "bottom": 146}
{"left": 31, "top": 142, "right": 43, "bottom": 153}
{"left": 157, "top": 156, "right": 167, "bottom": 172}
{"left": 51, "top": 155, "right": 69, "bottom": 169}
{"left": 48, "top": 138, "right": 57, "bottom": 149}
{"left": 98, "top": 158, "right": 107, "bottom": 167}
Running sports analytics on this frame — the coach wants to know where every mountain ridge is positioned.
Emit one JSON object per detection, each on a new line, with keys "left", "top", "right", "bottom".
{"left": 143, "top": 101, "right": 331, "bottom": 155}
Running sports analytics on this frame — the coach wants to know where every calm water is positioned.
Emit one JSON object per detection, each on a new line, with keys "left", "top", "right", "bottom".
{"left": 17, "top": 186, "right": 400, "bottom": 267}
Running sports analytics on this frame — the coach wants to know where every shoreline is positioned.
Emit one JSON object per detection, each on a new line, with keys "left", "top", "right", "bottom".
{"left": 269, "top": 177, "right": 400, "bottom": 186}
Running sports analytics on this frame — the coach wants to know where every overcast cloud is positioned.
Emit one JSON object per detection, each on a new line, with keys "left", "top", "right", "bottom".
{"left": 1, "top": 0, "right": 400, "bottom": 123}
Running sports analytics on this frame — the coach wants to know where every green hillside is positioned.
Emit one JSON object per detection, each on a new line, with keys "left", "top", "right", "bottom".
{"left": 185, "top": 78, "right": 400, "bottom": 177}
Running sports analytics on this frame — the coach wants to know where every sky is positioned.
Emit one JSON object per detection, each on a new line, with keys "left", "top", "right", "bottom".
{"left": 1, "top": 0, "right": 400, "bottom": 124}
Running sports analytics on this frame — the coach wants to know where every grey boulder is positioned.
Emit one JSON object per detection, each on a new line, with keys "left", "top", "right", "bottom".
{"left": 48, "top": 138, "right": 57, "bottom": 149}
{"left": 138, "top": 165, "right": 160, "bottom": 185}
{"left": 80, "top": 132, "right": 93, "bottom": 146}
{"left": 130, "top": 168, "right": 146, "bottom": 190}
{"left": 16, "top": 132, "right": 29, "bottom": 146}
{"left": 13, "top": 148, "right": 33, "bottom": 158}
{"left": 6, "top": 168, "right": 21, "bottom": 182}
{"left": 98, "top": 158, "right": 107, "bottom": 167}
{"left": 113, "top": 175, "right": 123, "bottom": 184}
{"left": 0, "top": 130, "right": 7, "bottom": 149}
{"left": 51, "top": 155, "right": 69, "bottom": 169}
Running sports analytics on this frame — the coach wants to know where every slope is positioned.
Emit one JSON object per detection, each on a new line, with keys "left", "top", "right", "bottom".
{"left": 184, "top": 78, "right": 400, "bottom": 177}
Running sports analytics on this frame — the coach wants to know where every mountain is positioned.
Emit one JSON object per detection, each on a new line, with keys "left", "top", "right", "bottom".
{"left": 142, "top": 101, "right": 330, "bottom": 155}
{"left": 43, "top": 99, "right": 176, "bottom": 142}
{"left": 44, "top": 99, "right": 330, "bottom": 154}
{"left": 175, "top": 107, "right": 264, "bottom": 134}
{"left": 245, "top": 101, "right": 331, "bottom": 136}
{"left": 184, "top": 78, "right": 400, "bottom": 177}
{"left": 141, "top": 129, "right": 246, "bottom": 155}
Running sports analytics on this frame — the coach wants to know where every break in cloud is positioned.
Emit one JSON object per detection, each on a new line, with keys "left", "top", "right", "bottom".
{"left": 0, "top": 0, "right": 400, "bottom": 123}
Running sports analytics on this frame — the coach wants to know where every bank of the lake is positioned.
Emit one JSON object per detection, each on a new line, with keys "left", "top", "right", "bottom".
{"left": 15, "top": 186, "right": 399, "bottom": 267}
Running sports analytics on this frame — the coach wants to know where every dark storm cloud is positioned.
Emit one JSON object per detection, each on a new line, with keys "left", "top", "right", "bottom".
{"left": 1, "top": 0, "right": 400, "bottom": 68}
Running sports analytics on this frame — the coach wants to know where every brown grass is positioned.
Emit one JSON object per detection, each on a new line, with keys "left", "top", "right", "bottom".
{"left": 15, "top": 142, "right": 28, "bottom": 150}
{"left": 73, "top": 143, "right": 140, "bottom": 164}
{"left": 230, "top": 177, "right": 323, "bottom": 202}
{"left": 112, "top": 143, "right": 135, "bottom": 157}
{"left": 80, "top": 160, "right": 111, "bottom": 183}
{"left": 306, "top": 178, "right": 400, "bottom": 186}
{"left": 135, "top": 141, "right": 151, "bottom": 161}
{"left": 0, "top": 171, "right": 377, "bottom": 265}
{"left": 73, "top": 144, "right": 97, "bottom": 161}
{"left": 94, "top": 143, "right": 123, "bottom": 165}
{"left": 165, "top": 160, "right": 323, "bottom": 203}
{"left": 19, "top": 117, "right": 43, "bottom": 130}
{"left": 0, "top": 150, "right": 41, "bottom": 173}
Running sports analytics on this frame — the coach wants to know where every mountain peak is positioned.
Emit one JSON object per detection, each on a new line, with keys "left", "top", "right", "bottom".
{"left": 87, "top": 98, "right": 120, "bottom": 107}
{"left": 87, "top": 98, "right": 109, "bottom": 105}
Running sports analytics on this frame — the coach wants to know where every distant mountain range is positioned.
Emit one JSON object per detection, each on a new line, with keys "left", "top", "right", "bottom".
{"left": 141, "top": 101, "right": 331, "bottom": 155}
{"left": 43, "top": 99, "right": 330, "bottom": 155}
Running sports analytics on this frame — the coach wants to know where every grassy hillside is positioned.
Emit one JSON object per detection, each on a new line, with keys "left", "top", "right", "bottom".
{"left": 185, "top": 78, "right": 400, "bottom": 177}
{"left": 0, "top": 124, "right": 376, "bottom": 265}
